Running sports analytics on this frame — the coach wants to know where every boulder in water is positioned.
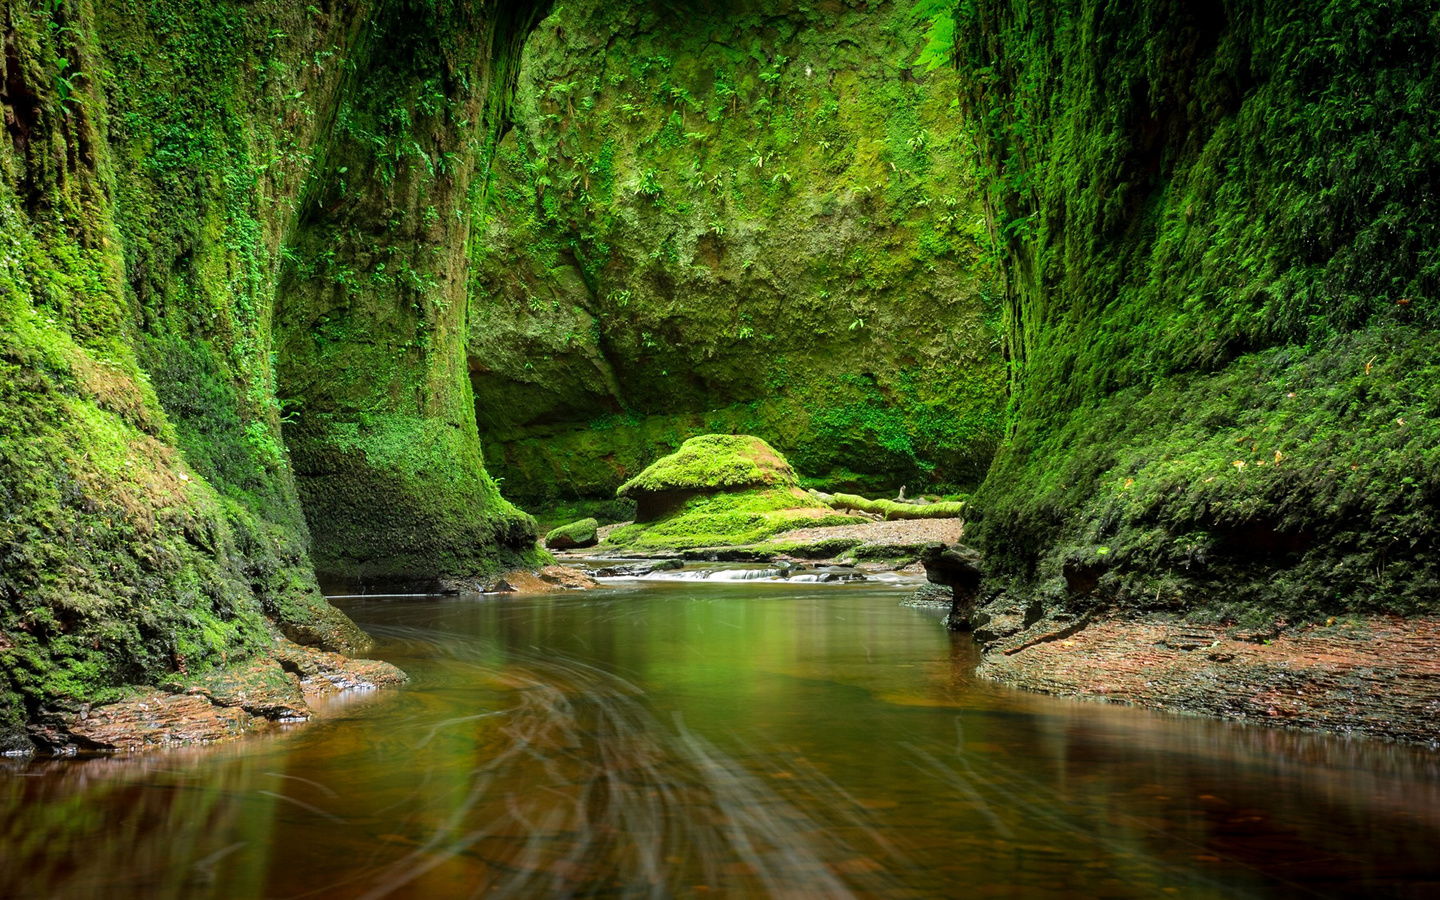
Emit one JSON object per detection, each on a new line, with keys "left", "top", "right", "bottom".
{"left": 815, "top": 566, "right": 867, "bottom": 583}
{"left": 591, "top": 559, "right": 684, "bottom": 578}
{"left": 920, "top": 544, "right": 985, "bottom": 627}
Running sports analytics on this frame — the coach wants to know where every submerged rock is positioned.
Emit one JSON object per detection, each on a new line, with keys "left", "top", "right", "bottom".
{"left": 591, "top": 559, "right": 685, "bottom": 578}
{"left": 814, "top": 566, "right": 867, "bottom": 583}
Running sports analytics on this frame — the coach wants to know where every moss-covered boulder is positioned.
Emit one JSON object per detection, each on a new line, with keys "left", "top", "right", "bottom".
{"left": 545, "top": 518, "right": 600, "bottom": 550}
{"left": 604, "top": 435, "right": 851, "bottom": 550}
{"left": 604, "top": 489, "right": 850, "bottom": 552}
{"left": 617, "top": 435, "right": 796, "bottom": 521}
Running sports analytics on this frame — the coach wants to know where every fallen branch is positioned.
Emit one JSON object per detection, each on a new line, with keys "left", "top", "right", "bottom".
{"left": 808, "top": 490, "right": 965, "bottom": 520}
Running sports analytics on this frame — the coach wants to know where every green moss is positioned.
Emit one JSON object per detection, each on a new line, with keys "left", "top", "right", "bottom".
{"left": 274, "top": 0, "right": 552, "bottom": 581}
{"left": 0, "top": 0, "right": 551, "bottom": 743}
{"left": 926, "top": 0, "right": 1440, "bottom": 616}
{"left": 977, "top": 327, "right": 1440, "bottom": 617}
{"left": 603, "top": 487, "right": 852, "bottom": 552}
{"left": 617, "top": 434, "right": 795, "bottom": 497}
{"left": 467, "top": 0, "right": 1006, "bottom": 505}
{"left": 545, "top": 517, "right": 599, "bottom": 549}
{"left": 0, "top": 674, "right": 26, "bottom": 754}
{"left": 818, "top": 492, "right": 966, "bottom": 521}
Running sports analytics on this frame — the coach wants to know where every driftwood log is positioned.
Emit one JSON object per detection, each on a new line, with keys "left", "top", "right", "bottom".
{"left": 808, "top": 490, "right": 965, "bottom": 521}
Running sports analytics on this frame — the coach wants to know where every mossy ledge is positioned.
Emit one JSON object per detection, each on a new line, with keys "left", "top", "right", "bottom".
{"left": 0, "top": 0, "right": 552, "bottom": 752}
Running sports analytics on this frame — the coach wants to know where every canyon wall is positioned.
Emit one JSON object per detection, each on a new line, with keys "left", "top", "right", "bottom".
{"left": 467, "top": 0, "right": 1006, "bottom": 508}
{"left": 934, "top": 0, "right": 1440, "bottom": 619}
{"left": 0, "top": 0, "right": 548, "bottom": 748}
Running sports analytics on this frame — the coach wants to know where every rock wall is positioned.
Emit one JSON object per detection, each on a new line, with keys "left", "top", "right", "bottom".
{"left": 467, "top": 0, "right": 1006, "bottom": 507}
{"left": 934, "top": 0, "right": 1440, "bottom": 618}
{"left": 276, "top": 0, "right": 552, "bottom": 581}
{"left": 0, "top": 0, "right": 547, "bottom": 747}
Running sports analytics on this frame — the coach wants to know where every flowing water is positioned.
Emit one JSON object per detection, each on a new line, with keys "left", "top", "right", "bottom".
{"left": 3, "top": 571, "right": 1440, "bottom": 899}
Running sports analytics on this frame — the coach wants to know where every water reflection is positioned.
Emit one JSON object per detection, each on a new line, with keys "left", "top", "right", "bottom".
{"left": 2, "top": 578, "right": 1439, "bottom": 899}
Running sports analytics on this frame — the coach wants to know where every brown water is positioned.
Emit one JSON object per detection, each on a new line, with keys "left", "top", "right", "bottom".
{"left": 3, "top": 575, "right": 1440, "bottom": 899}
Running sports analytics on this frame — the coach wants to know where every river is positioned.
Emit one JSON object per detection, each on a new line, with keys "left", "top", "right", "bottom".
{"left": 3, "top": 570, "right": 1439, "bottom": 898}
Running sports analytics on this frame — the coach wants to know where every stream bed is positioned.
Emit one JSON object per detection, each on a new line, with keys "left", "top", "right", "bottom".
{"left": 3, "top": 572, "right": 1439, "bottom": 898}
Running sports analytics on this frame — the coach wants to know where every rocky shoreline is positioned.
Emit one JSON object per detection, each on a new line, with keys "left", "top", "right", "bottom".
{"left": 972, "top": 612, "right": 1440, "bottom": 747}
{"left": 8, "top": 566, "right": 599, "bottom": 757}
{"left": 21, "top": 641, "right": 407, "bottom": 756}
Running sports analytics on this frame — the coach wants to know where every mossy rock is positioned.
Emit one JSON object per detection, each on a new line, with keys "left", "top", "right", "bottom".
{"left": 546, "top": 518, "right": 600, "bottom": 550}
{"left": 618, "top": 435, "right": 797, "bottom": 522}
{"left": 604, "top": 487, "right": 852, "bottom": 552}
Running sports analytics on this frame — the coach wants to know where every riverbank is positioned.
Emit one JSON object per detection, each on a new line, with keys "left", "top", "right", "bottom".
{"left": 8, "top": 566, "right": 598, "bottom": 756}
{"left": 22, "top": 642, "right": 406, "bottom": 755}
{"left": 975, "top": 613, "right": 1440, "bottom": 746}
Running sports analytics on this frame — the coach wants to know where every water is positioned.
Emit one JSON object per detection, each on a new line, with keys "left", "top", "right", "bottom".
{"left": 3, "top": 574, "right": 1440, "bottom": 899}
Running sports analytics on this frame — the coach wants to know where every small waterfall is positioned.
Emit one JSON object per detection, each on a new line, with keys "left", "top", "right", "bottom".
{"left": 704, "top": 568, "right": 784, "bottom": 581}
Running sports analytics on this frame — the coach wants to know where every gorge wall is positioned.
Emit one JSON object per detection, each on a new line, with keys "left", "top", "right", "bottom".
{"left": 0, "top": 0, "right": 549, "bottom": 749}
{"left": 6, "top": 0, "right": 1438, "bottom": 751}
{"left": 933, "top": 0, "right": 1440, "bottom": 620}
{"left": 467, "top": 0, "right": 1005, "bottom": 508}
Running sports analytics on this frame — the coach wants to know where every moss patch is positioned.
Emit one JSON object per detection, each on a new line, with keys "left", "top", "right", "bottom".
{"left": 603, "top": 487, "right": 852, "bottom": 552}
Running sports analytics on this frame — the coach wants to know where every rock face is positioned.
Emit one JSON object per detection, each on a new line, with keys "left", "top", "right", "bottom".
{"left": 467, "top": 0, "right": 1006, "bottom": 507}
{"left": 944, "top": 1, "right": 1440, "bottom": 619}
{"left": 0, "top": 0, "right": 550, "bottom": 749}
{"left": 546, "top": 518, "right": 600, "bottom": 550}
